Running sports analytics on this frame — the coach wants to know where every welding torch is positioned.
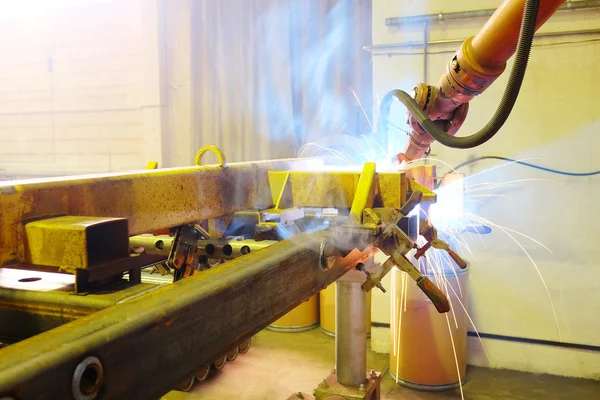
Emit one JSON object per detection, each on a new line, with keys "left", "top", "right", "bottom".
{"left": 352, "top": 191, "right": 453, "bottom": 313}
{"left": 381, "top": 0, "right": 564, "bottom": 162}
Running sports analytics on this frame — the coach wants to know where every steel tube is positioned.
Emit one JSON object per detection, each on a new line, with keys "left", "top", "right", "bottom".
{"left": 199, "top": 239, "right": 278, "bottom": 260}
{"left": 385, "top": 0, "right": 600, "bottom": 26}
{"left": 0, "top": 232, "right": 355, "bottom": 400}
{"left": 129, "top": 235, "right": 278, "bottom": 260}
{"left": 335, "top": 280, "right": 367, "bottom": 386}
{"left": 364, "top": 28, "right": 600, "bottom": 54}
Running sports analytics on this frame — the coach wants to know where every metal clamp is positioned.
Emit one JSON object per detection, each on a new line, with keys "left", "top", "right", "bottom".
{"left": 168, "top": 225, "right": 210, "bottom": 281}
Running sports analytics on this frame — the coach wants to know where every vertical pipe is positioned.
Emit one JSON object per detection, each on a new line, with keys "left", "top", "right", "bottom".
{"left": 335, "top": 280, "right": 366, "bottom": 386}
{"left": 423, "top": 22, "right": 429, "bottom": 165}
{"left": 423, "top": 22, "right": 429, "bottom": 83}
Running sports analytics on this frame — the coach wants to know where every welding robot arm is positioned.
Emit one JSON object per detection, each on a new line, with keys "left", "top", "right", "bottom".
{"left": 381, "top": 0, "right": 564, "bottom": 162}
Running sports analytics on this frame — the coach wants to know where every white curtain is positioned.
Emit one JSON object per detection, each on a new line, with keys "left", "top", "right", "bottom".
{"left": 191, "top": 0, "right": 372, "bottom": 163}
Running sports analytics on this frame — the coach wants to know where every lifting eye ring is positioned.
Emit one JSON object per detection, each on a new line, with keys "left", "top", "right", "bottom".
{"left": 194, "top": 145, "right": 227, "bottom": 168}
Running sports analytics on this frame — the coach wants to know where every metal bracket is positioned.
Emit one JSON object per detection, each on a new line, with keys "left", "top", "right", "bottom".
{"left": 312, "top": 370, "right": 382, "bottom": 400}
{"left": 167, "top": 225, "right": 210, "bottom": 281}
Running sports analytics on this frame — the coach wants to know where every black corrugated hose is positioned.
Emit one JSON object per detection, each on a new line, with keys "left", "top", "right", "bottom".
{"left": 380, "top": 0, "right": 540, "bottom": 149}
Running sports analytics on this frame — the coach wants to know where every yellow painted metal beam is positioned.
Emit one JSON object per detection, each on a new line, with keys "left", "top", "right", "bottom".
{"left": 267, "top": 170, "right": 409, "bottom": 210}
{"left": 0, "top": 159, "right": 317, "bottom": 266}
{"left": 25, "top": 216, "right": 129, "bottom": 274}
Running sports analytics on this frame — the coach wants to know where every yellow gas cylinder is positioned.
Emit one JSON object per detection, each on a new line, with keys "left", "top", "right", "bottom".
{"left": 268, "top": 295, "right": 319, "bottom": 332}
{"left": 389, "top": 266, "right": 469, "bottom": 390}
{"left": 319, "top": 282, "right": 371, "bottom": 337}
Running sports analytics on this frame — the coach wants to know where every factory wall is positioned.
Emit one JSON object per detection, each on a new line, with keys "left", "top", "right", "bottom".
{"left": 0, "top": 0, "right": 166, "bottom": 178}
{"left": 0, "top": 0, "right": 372, "bottom": 176}
{"left": 373, "top": 0, "right": 600, "bottom": 379}
{"left": 189, "top": 0, "right": 373, "bottom": 164}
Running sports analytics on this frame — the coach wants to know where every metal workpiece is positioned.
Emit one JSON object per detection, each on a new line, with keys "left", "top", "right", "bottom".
{"left": 130, "top": 234, "right": 278, "bottom": 261}
{"left": 0, "top": 268, "right": 162, "bottom": 341}
{"left": 24, "top": 216, "right": 129, "bottom": 274}
{"left": 335, "top": 277, "right": 367, "bottom": 386}
{"left": 0, "top": 233, "right": 363, "bottom": 400}
{"left": 129, "top": 234, "right": 174, "bottom": 256}
{"left": 0, "top": 158, "right": 314, "bottom": 266}
{"left": 22, "top": 215, "right": 146, "bottom": 292}
{"left": 0, "top": 155, "right": 444, "bottom": 397}
{"left": 261, "top": 208, "right": 305, "bottom": 224}
{"left": 267, "top": 169, "right": 418, "bottom": 210}
{"left": 199, "top": 238, "right": 278, "bottom": 260}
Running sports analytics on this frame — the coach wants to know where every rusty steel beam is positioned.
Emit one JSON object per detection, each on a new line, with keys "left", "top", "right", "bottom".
{"left": 0, "top": 158, "right": 318, "bottom": 267}
{"left": 0, "top": 232, "right": 358, "bottom": 399}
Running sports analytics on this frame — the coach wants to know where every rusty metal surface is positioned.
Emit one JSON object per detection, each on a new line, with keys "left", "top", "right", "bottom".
{"left": 24, "top": 216, "right": 129, "bottom": 274}
{"left": 0, "top": 232, "right": 362, "bottom": 399}
{"left": 0, "top": 158, "right": 317, "bottom": 267}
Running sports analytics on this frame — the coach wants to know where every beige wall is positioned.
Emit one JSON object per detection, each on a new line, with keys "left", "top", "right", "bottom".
{"left": 160, "top": 0, "right": 194, "bottom": 168}
{"left": 373, "top": 0, "right": 600, "bottom": 378}
{"left": 0, "top": 0, "right": 167, "bottom": 177}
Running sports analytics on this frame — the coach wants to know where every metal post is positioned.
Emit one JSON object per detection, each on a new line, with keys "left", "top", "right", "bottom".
{"left": 335, "top": 276, "right": 367, "bottom": 386}
{"left": 423, "top": 22, "right": 429, "bottom": 83}
{"left": 423, "top": 22, "right": 430, "bottom": 166}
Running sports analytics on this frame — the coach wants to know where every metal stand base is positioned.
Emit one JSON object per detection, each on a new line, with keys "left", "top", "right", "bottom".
{"left": 313, "top": 370, "right": 381, "bottom": 400}
{"left": 266, "top": 323, "right": 319, "bottom": 333}
{"left": 320, "top": 327, "right": 371, "bottom": 339}
{"left": 388, "top": 370, "right": 461, "bottom": 392}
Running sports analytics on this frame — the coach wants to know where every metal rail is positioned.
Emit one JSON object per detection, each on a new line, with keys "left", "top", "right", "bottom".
{"left": 363, "top": 28, "right": 600, "bottom": 54}
{"left": 0, "top": 233, "right": 358, "bottom": 399}
{"left": 385, "top": 0, "right": 600, "bottom": 27}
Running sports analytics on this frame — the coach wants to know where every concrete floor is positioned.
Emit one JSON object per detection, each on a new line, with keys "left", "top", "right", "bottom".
{"left": 164, "top": 329, "right": 600, "bottom": 400}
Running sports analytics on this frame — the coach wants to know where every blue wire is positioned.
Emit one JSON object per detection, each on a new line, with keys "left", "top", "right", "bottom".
{"left": 454, "top": 156, "right": 600, "bottom": 177}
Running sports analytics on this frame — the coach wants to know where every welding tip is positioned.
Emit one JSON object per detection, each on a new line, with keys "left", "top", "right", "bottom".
{"left": 399, "top": 190, "right": 423, "bottom": 217}
{"left": 387, "top": 251, "right": 450, "bottom": 314}
{"left": 447, "top": 249, "right": 468, "bottom": 269}
{"left": 416, "top": 276, "right": 451, "bottom": 313}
